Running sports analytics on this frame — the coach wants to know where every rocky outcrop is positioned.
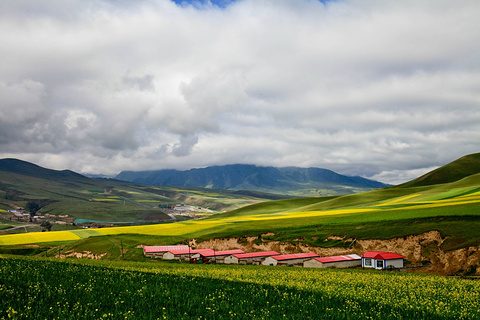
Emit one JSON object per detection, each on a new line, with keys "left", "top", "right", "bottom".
{"left": 195, "top": 231, "right": 480, "bottom": 275}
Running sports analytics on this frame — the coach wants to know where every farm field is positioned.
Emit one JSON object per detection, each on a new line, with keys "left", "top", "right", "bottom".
{"left": 0, "top": 255, "right": 479, "bottom": 319}
{"left": 0, "top": 159, "right": 284, "bottom": 228}
{"left": 1, "top": 174, "right": 480, "bottom": 251}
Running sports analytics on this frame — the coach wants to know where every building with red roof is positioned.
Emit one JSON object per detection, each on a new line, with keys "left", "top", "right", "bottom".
{"left": 361, "top": 251, "right": 404, "bottom": 269}
{"left": 201, "top": 249, "right": 245, "bottom": 263}
{"left": 304, "top": 254, "right": 361, "bottom": 268}
{"left": 262, "top": 252, "right": 320, "bottom": 266}
{"left": 143, "top": 245, "right": 190, "bottom": 258}
{"left": 224, "top": 251, "right": 280, "bottom": 265}
{"left": 163, "top": 248, "right": 214, "bottom": 261}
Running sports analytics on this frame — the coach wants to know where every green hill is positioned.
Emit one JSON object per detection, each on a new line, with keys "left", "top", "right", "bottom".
{"left": 0, "top": 158, "right": 89, "bottom": 182}
{"left": 0, "top": 159, "right": 283, "bottom": 232}
{"left": 1, "top": 154, "right": 480, "bottom": 276}
{"left": 398, "top": 152, "right": 480, "bottom": 188}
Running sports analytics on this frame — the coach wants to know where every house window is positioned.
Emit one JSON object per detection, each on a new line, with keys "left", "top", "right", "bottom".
{"left": 364, "top": 258, "right": 372, "bottom": 266}
{"left": 376, "top": 260, "right": 384, "bottom": 268}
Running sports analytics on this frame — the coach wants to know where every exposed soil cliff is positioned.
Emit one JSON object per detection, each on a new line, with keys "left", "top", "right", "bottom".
{"left": 195, "top": 231, "right": 480, "bottom": 275}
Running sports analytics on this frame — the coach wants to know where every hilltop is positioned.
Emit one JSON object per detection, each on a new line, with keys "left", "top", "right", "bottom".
{"left": 0, "top": 158, "right": 88, "bottom": 182}
{"left": 398, "top": 153, "right": 480, "bottom": 188}
{"left": 116, "top": 164, "right": 389, "bottom": 196}
{"left": 0, "top": 158, "right": 285, "bottom": 232}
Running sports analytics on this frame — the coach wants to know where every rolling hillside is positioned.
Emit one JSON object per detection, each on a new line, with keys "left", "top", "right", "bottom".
{"left": 116, "top": 164, "right": 389, "bottom": 196}
{"left": 1, "top": 153, "right": 480, "bottom": 275}
{"left": 0, "top": 159, "right": 284, "bottom": 232}
{"left": 398, "top": 153, "right": 480, "bottom": 188}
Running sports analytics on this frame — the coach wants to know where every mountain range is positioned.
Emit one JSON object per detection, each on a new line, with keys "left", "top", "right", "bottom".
{"left": 116, "top": 164, "right": 390, "bottom": 196}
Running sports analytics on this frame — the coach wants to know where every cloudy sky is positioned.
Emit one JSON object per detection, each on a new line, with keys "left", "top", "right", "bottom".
{"left": 1, "top": 0, "right": 479, "bottom": 184}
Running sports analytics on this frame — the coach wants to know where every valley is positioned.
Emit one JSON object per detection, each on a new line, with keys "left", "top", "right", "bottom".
{"left": 1, "top": 153, "right": 480, "bottom": 319}
{"left": 1, "top": 154, "right": 480, "bottom": 276}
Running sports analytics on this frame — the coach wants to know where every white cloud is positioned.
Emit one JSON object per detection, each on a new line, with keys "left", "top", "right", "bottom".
{"left": 0, "top": 0, "right": 479, "bottom": 184}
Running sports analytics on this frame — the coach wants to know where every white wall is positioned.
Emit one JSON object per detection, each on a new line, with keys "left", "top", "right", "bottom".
{"left": 303, "top": 259, "right": 323, "bottom": 268}
{"left": 385, "top": 259, "right": 404, "bottom": 268}
{"left": 262, "top": 256, "right": 278, "bottom": 266}
{"left": 224, "top": 255, "right": 238, "bottom": 264}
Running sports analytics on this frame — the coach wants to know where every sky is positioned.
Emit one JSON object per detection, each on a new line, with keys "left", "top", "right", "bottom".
{"left": 0, "top": 0, "right": 479, "bottom": 185}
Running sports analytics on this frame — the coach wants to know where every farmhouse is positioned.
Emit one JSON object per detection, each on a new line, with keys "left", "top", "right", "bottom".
{"left": 361, "top": 251, "right": 404, "bottom": 270}
{"left": 224, "top": 251, "right": 280, "bottom": 265}
{"left": 163, "top": 248, "right": 214, "bottom": 261}
{"left": 262, "top": 252, "right": 320, "bottom": 266}
{"left": 201, "top": 249, "right": 245, "bottom": 263}
{"left": 304, "top": 254, "right": 361, "bottom": 268}
{"left": 143, "top": 245, "right": 190, "bottom": 258}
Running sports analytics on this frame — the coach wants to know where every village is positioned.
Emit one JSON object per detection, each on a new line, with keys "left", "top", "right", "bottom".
{"left": 143, "top": 245, "right": 405, "bottom": 270}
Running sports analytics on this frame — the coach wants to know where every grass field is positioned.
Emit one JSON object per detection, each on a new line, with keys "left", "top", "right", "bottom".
{"left": 1, "top": 174, "right": 480, "bottom": 252}
{"left": 1, "top": 154, "right": 480, "bottom": 261}
{"left": 0, "top": 255, "right": 478, "bottom": 319}
{"left": 0, "top": 168, "right": 280, "bottom": 225}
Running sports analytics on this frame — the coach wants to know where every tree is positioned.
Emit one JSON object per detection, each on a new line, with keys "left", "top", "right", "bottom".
{"left": 40, "top": 220, "right": 52, "bottom": 232}
{"left": 26, "top": 201, "right": 40, "bottom": 222}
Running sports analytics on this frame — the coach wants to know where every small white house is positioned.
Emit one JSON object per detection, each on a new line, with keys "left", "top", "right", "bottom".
{"left": 304, "top": 254, "right": 361, "bottom": 268}
{"left": 262, "top": 252, "right": 320, "bottom": 266}
{"left": 361, "top": 251, "right": 404, "bottom": 270}
{"left": 224, "top": 251, "right": 280, "bottom": 265}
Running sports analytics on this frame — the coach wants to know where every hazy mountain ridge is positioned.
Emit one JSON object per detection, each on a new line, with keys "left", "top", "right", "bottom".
{"left": 116, "top": 164, "right": 390, "bottom": 196}
{"left": 0, "top": 159, "right": 291, "bottom": 224}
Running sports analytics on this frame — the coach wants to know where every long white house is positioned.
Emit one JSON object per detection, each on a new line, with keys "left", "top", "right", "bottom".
{"left": 262, "top": 253, "right": 320, "bottom": 266}
{"left": 143, "top": 245, "right": 190, "bottom": 258}
{"left": 224, "top": 251, "right": 280, "bottom": 265}
{"left": 304, "top": 254, "right": 361, "bottom": 268}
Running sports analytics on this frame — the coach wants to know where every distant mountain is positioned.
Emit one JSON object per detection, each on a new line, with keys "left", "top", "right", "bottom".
{"left": 398, "top": 152, "right": 480, "bottom": 188}
{"left": 0, "top": 159, "right": 284, "bottom": 223}
{"left": 116, "top": 164, "right": 390, "bottom": 196}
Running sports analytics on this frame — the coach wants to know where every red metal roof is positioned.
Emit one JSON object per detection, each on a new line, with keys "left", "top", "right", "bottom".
{"left": 168, "top": 248, "right": 215, "bottom": 256}
{"left": 316, "top": 254, "right": 361, "bottom": 263}
{"left": 203, "top": 249, "right": 245, "bottom": 257}
{"left": 361, "top": 251, "right": 404, "bottom": 260}
{"left": 234, "top": 251, "right": 280, "bottom": 259}
{"left": 270, "top": 252, "right": 319, "bottom": 261}
{"left": 143, "top": 245, "right": 189, "bottom": 253}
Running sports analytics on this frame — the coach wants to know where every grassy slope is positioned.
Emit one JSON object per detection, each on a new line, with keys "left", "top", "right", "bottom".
{"left": 1, "top": 153, "right": 480, "bottom": 254}
{"left": 0, "top": 170, "right": 280, "bottom": 225}
{"left": 2, "top": 173, "right": 479, "bottom": 253}
{"left": 398, "top": 152, "right": 480, "bottom": 188}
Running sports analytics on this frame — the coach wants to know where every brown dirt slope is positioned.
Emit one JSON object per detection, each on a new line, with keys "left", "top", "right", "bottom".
{"left": 195, "top": 231, "right": 480, "bottom": 275}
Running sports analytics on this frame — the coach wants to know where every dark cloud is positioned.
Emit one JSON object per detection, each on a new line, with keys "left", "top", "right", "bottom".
{"left": 0, "top": 0, "right": 479, "bottom": 184}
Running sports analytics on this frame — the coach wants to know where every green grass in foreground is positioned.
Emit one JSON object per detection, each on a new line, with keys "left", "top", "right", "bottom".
{"left": 0, "top": 255, "right": 479, "bottom": 319}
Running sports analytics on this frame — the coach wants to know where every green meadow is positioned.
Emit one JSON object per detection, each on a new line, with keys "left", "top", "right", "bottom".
{"left": 1, "top": 153, "right": 480, "bottom": 262}
{"left": 1, "top": 255, "right": 479, "bottom": 319}
{"left": 1, "top": 173, "right": 480, "bottom": 254}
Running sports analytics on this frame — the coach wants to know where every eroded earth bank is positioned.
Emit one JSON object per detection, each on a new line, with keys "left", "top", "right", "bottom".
{"left": 195, "top": 231, "right": 480, "bottom": 276}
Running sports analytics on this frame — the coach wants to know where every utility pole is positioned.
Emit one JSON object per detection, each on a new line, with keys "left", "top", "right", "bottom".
{"left": 120, "top": 240, "right": 124, "bottom": 258}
